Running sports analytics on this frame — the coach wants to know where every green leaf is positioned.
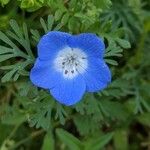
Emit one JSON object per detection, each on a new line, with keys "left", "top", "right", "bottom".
{"left": 73, "top": 115, "right": 101, "bottom": 136}
{"left": 40, "top": 17, "right": 48, "bottom": 33}
{"left": 84, "top": 132, "right": 114, "bottom": 150}
{"left": 55, "top": 103, "right": 67, "bottom": 125}
{"left": 0, "top": 29, "right": 28, "bottom": 59}
{"left": 99, "top": 100, "right": 129, "bottom": 121}
{"left": 9, "top": 20, "right": 23, "bottom": 39}
{"left": 114, "top": 129, "right": 128, "bottom": 150}
{"left": 137, "top": 113, "right": 150, "bottom": 127}
{"left": 47, "top": 15, "right": 54, "bottom": 31}
{"left": 105, "top": 59, "right": 118, "bottom": 65}
{"left": 29, "top": 97, "right": 54, "bottom": 130}
{"left": 116, "top": 38, "right": 131, "bottom": 49}
{"left": 0, "top": 46, "right": 13, "bottom": 54}
{"left": 1, "top": 69, "right": 17, "bottom": 82}
{"left": 0, "top": 64, "right": 15, "bottom": 70}
{"left": 1, "top": 104, "right": 26, "bottom": 125}
{"left": 13, "top": 73, "right": 20, "bottom": 81}
{"left": 8, "top": 20, "right": 33, "bottom": 58}
{"left": 0, "top": 123, "right": 13, "bottom": 145}
{"left": 0, "top": 0, "right": 10, "bottom": 6}
{"left": 0, "top": 31, "right": 19, "bottom": 51}
{"left": 41, "top": 130, "right": 55, "bottom": 150}
{"left": 55, "top": 9, "right": 64, "bottom": 21}
{"left": 30, "top": 29, "right": 40, "bottom": 42}
{"left": 61, "top": 13, "right": 70, "bottom": 25}
{"left": 0, "top": 20, "right": 34, "bottom": 83}
{"left": 29, "top": 108, "right": 52, "bottom": 130}
{"left": 68, "top": 0, "right": 77, "bottom": 8}
{"left": 93, "top": 0, "right": 112, "bottom": 9}
{"left": 23, "top": 22, "right": 32, "bottom": 50}
{"left": 0, "top": 54, "right": 15, "bottom": 62}
{"left": 53, "top": 23, "right": 63, "bottom": 31}
{"left": 20, "top": 0, "right": 42, "bottom": 11}
{"left": 56, "top": 128, "right": 83, "bottom": 150}
{"left": 68, "top": 17, "right": 80, "bottom": 32}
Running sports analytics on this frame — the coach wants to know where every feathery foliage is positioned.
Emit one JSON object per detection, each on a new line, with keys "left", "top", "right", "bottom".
{"left": 0, "top": 0, "right": 150, "bottom": 149}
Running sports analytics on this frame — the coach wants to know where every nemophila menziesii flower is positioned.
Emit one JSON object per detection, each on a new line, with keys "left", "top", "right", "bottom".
{"left": 30, "top": 31, "right": 111, "bottom": 106}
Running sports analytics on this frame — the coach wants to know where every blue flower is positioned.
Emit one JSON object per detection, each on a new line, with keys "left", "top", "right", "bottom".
{"left": 30, "top": 31, "right": 111, "bottom": 106}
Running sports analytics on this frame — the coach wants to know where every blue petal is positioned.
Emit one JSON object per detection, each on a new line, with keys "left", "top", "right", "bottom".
{"left": 38, "top": 31, "right": 71, "bottom": 60}
{"left": 50, "top": 76, "right": 86, "bottom": 106}
{"left": 30, "top": 58, "right": 86, "bottom": 106}
{"left": 30, "top": 58, "right": 61, "bottom": 89}
{"left": 68, "top": 33, "right": 105, "bottom": 58}
{"left": 83, "top": 58, "right": 111, "bottom": 92}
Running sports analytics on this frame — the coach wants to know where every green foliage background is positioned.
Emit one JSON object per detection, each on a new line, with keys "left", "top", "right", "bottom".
{"left": 0, "top": 0, "right": 150, "bottom": 150}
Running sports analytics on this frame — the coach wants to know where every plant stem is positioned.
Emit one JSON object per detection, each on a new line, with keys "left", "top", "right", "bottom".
{"left": 9, "top": 129, "right": 44, "bottom": 150}
{"left": 7, "top": 124, "right": 20, "bottom": 140}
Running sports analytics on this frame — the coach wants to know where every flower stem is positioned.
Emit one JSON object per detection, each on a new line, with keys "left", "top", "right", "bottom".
{"left": 9, "top": 129, "right": 44, "bottom": 150}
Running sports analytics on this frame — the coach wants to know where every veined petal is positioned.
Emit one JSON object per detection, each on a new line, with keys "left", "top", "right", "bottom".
{"left": 83, "top": 58, "right": 111, "bottom": 92}
{"left": 30, "top": 58, "right": 61, "bottom": 89}
{"left": 68, "top": 33, "right": 105, "bottom": 58}
{"left": 50, "top": 75, "right": 86, "bottom": 106}
{"left": 38, "top": 31, "right": 71, "bottom": 60}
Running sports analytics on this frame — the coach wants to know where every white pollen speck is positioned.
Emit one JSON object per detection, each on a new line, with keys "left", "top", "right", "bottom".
{"left": 54, "top": 47, "right": 88, "bottom": 79}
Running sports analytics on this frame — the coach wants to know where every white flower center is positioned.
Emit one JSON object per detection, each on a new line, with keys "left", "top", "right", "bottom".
{"left": 54, "top": 47, "right": 88, "bottom": 79}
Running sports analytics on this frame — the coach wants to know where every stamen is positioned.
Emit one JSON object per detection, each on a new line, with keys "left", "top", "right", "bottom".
{"left": 54, "top": 47, "right": 88, "bottom": 79}
{"left": 65, "top": 70, "right": 68, "bottom": 74}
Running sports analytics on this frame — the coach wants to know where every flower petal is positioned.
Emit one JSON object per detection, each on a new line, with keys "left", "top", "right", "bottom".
{"left": 30, "top": 58, "right": 61, "bottom": 89}
{"left": 38, "top": 31, "right": 71, "bottom": 60}
{"left": 83, "top": 58, "right": 111, "bottom": 92}
{"left": 50, "top": 76, "right": 86, "bottom": 106}
{"left": 68, "top": 33, "right": 105, "bottom": 58}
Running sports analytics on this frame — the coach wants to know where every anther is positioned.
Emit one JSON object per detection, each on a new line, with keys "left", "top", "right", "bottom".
{"left": 65, "top": 70, "right": 68, "bottom": 74}
{"left": 82, "top": 57, "right": 86, "bottom": 59}
{"left": 71, "top": 70, "right": 74, "bottom": 74}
